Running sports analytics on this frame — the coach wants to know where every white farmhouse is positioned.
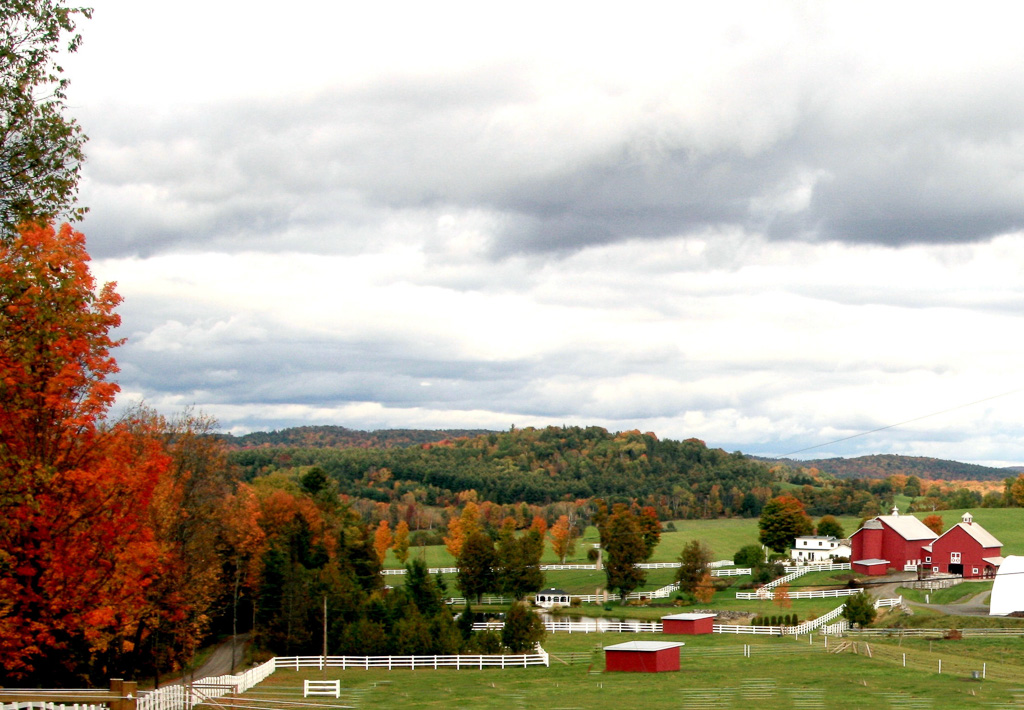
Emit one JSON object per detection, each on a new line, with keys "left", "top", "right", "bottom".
{"left": 790, "top": 535, "right": 851, "bottom": 564}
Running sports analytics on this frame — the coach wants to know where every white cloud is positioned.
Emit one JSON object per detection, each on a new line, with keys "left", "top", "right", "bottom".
{"left": 66, "top": 2, "right": 1024, "bottom": 466}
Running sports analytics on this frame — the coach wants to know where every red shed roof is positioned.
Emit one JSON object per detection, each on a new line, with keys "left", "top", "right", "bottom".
{"left": 604, "top": 641, "right": 684, "bottom": 652}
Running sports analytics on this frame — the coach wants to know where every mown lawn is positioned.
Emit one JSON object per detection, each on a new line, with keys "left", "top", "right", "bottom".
{"left": 239, "top": 631, "right": 1024, "bottom": 709}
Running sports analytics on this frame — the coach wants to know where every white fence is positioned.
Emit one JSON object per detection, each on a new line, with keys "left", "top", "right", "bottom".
{"left": 874, "top": 595, "right": 903, "bottom": 609}
{"left": 445, "top": 595, "right": 513, "bottom": 605}
{"left": 783, "top": 562, "right": 851, "bottom": 574}
{"left": 136, "top": 658, "right": 276, "bottom": 710}
{"left": 712, "top": 567, "right": 751, "bottom": 577}
{"left": 274, "top": 650, "right": 548, "bottom": 670}
{"left": 713, "top": 624, "right": 783, "bottom": 635}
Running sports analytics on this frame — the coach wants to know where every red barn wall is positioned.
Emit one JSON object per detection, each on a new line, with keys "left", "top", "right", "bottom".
{"left": 663, "top": 617, "right": 714, "bottom": 635}
{"left": 929, "top": 526, "right": 999, "bottom": 575}
{"left": 605, "top": 649, "right": 679, "bottom": 672}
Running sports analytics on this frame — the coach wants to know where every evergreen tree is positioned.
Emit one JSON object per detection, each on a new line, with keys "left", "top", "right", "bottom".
{"left": 601, "top": 505, "right": 649, "bottom": 601}
{"left": 497, "top": 528, "right": 545, "bottom": 600}
{"left": 456, "top": 531, "right": 498, "bottom": 603}
{"left": 843, "top": 591, "right": 877, "bottom": 628}
{"left": 676, "top": 539, "right": 713, "bottom": 595}
{"left": 501, "top": 602, "right": 545, "bottom": 653}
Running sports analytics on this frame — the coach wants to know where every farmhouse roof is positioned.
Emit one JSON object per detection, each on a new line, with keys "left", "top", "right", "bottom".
{"left": 983, "top": 556, "right": 1005, "bottom": 567}
{"left": 852, "top": 558, "right": 889, "bottom": 566}
{"left": 537, "top": 588, "right": 569, "bottom": 595}
{"left": 604, "top": 641, "right": 685, "bottom": 652}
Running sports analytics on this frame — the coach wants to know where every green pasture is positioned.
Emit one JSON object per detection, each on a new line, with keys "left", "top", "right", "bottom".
{"left": 240, "top": 631, "right": 1024, "bottom": 709}
{"left": 911, "top": 508, "right": 1024, "bottom": 555}
{"left": 897, "top": 581, "right": 993, "bottom": 605}
{"left": 385, "top": 508, "right": 1024, "bottom": 579}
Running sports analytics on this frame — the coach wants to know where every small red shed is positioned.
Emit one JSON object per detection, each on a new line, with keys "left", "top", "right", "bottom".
{"left": 661, "top": 613, "right": 715, "bottom": 635}
{"left": 604, "top": 641, "right": 684, "bottom": 672}
{"left": 852, "top": 558, "right": 889, "bottom": 576}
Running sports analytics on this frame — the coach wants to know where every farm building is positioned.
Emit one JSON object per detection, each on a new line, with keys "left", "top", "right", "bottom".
{"left": 790, "top": 535, "right": 852, "bottom": 564}
{"left": 990, "top": 555, "right": 1024, "bottom": 616}
{"left": 534, "top": 588, "right": 572, "bottom": 609}
{"left": 662, "top": 613, "right": 715, "bottom": 635}
{"left": 922, "top": 512, "right": 1002, "bottom": 577}
{"left": 851, "top": 509, "right": 1003, "bottom": 577}
{"left": 604, "top": 641, "right": 685, "bottom": 672}
{"left": 850, "top": 507, "right": 935, "bottom": 574}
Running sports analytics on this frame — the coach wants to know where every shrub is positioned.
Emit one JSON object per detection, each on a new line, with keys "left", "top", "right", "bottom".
{"left": 502, "top": 602, "right": 545, "bottom": 653}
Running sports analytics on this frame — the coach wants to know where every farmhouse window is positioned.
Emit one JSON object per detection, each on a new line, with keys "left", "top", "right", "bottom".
{"left": 932, "top": 566, "right": 939, "bottom": 573}
{"left": 925, "top": 556, "right": 931, "bottom": 563}
{"left": 972, "top": 568, "right": 979, "bottom": 575}
{"left": 950, "top": 552, "right": 961, "bottom": 563}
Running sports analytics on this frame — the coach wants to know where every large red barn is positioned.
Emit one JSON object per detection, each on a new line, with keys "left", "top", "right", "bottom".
{"left": 851, "top": 509, "right": 1003, "bottom": 577}
{"left": 604, "top": 641, "right": 684, "bottom": 672}
{"left": 923, "top": 512, "right": 1002, "bottom": 578}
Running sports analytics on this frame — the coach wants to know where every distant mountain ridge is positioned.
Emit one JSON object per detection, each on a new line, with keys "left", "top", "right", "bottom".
{"left": 766, "top": 453, "right": 1012, "bottom": 481}
{"left": 222, "top": 425, "right": 495, "bottom": 449}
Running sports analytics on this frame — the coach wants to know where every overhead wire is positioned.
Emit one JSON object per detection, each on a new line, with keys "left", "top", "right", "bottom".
{"left": 780, "top": 387, "right": 1024, "bottom": 458}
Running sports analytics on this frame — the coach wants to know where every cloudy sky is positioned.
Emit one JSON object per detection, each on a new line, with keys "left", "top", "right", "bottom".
{"left": 61, "top": 1, "right": 1024, "bottom": 466}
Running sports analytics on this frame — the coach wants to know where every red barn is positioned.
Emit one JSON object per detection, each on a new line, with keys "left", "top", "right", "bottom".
{"left": 604, "top": 641, "right": 684, "bottom": 672}
{"left": 923, "top": 512, "right": 1002, "bottom": 578}
{"left": 850, "top": 507, "right": 936, "bottom": 575}
{"left": 662, "top": 613, "right": 715, "bottom": 635}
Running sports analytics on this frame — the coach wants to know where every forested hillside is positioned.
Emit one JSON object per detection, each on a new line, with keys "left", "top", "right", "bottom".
{"left": 767, "top": 454, "right": 1009, "bottom": 481}
{"left": 233, "top": 426, "right": 815, "bottom": 517}
{"left": 223, "top": 425, "right": 492, "bottom": 449}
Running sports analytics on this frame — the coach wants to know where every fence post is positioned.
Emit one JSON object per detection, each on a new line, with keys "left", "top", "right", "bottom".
{"left": 110, "top": 679, "right": 125, "bottom": 710}
{"left": 938, "top": 659, "right": 941, "bottom": 674}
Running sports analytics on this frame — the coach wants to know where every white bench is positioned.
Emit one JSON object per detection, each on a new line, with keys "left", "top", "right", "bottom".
{"left": 303, "top": 679, "right": 341, "bottom": 698}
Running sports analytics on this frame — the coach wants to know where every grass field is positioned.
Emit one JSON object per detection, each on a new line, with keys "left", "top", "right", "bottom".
{"left": 385, "top": 507, "right": 1024, "bottom": 572}
{"left": 236, "top": 631, "right": 1024, "bottom": 709}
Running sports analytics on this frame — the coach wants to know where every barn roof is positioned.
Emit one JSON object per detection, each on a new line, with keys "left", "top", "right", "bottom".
{"left": 945, "top": 521, "right": 1002, "bottom": 549}
{"left": 661, "top": 613, "right": 717, "bottom": 621}
{"left": 876, "top": 513, "right": 936, "bottom": 541}
{"left": 604, "top": 641, "right": 685, "bottom": 652}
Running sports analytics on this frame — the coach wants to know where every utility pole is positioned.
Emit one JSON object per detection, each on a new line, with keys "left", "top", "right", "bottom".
{"left": 322, "top": 596, "right": 328, "bottom": 680}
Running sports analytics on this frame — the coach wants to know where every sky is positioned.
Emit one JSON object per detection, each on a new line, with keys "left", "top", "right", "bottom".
{"left": 58, "top": 1, "right": 1024, "bottom": 466}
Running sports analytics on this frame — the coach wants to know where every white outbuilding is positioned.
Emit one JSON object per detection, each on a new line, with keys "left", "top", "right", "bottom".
{"left": 989, "top": 555, "right": 1024, "bottom": 616}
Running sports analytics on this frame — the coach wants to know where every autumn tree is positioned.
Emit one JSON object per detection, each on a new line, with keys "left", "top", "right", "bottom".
{"left": 443, "top": 501, "right": 480, "bottom": 558}
{"left": 600, "top": 504, "right": 650, "bottom": 601}
{"left": 392, "top": 520, "right": 411, "bottom": 564}
{"left": 0, "top": 222, "right": 170, "bottom": 682}
{"left": 694, "top": 573, "right": 715, "bottom": 604}
{"left": 922, "top": 514, "right": 944, "bottom": 535}
{"left": 638, "top": 506, "right": 661, "bottom": 558}
{"left": 676, "top": 539, "right": 713, "bottom": 596}
{"left": 758, "top": 495, "right": 814, "bottom": 552}
{"left": 1006, "top": 473, "right": 1024, "bottom": 507}
{"left": 773, "top": 582, "right": 792, "bottom": 610}
{"left": 1, "top": 1, "right": 92, "bottom": 237}
{"left": 373, "top": 520, "right": 393, "bottom": 565}
{"left": 548, "top": 514, "right": 577, "bottom": 563}
{"left": 816, "top": 515, "right": 845, "bottom": 539}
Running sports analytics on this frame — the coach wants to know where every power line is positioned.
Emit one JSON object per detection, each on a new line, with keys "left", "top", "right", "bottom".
{"left": 781, "top": 387, "right": 1024, "bottom": 458}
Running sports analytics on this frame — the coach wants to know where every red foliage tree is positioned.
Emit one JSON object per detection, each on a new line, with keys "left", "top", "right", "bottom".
{"left": 0, "top": 223, "right": 169, "bottom": 682}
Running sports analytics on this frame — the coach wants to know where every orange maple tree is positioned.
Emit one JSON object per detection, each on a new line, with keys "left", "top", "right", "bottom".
{"left": 0, "top": 223, "right": 169, "bottom": 681}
